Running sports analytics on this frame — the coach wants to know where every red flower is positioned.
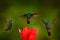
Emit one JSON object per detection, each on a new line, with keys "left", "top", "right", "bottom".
{"left": 18, "top": 27, "right": 37, "bottom": 40}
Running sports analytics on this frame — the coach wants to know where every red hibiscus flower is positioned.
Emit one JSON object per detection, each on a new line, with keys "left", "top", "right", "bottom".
{"left": 18, "top": 27, "right": 37, "bottom": 40}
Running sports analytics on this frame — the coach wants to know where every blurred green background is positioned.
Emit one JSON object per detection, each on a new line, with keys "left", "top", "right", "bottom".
{"left": 0, "top": 0, "right": 60, "bottom": 40}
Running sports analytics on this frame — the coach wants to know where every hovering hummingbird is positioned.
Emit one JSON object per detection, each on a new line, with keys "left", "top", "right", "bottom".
{"left": 3, "top": 17, "right": 12, "bottom": 32}
{"left": 41, "top": 19, "right": 56, "bottom": 36}
{"left": 5, "top": 19, "right": 12, "bottom": 32}
{"left": 18, "top": 10, "right": 40, "bottom": 24}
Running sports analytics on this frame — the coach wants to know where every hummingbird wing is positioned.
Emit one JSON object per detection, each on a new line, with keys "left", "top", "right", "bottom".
{"left": 18, "top": 14, "right": 27, "bottom": 18}
{"left": 50, "top": 19, "right": 56, "bottom": 27}
{"left": 41, "top": 19, "right": 47, "bottom": 27}
{"left": 2, "top": 16, "right": 8, "bottom": 25}
{"left": 41, "top": 19, "right": 49, "bottom": 30}
{"left": 31, "top": 13, "right": 40, "bottom": 18}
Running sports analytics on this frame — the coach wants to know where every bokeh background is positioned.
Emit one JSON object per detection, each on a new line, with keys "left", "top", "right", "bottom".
{"left": 0, "top": 0, "right": 60, "bottom": 40}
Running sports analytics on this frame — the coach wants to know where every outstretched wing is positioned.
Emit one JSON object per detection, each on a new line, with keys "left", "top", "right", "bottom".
{"left": 50, "top": 19, "right": 56, "bottom": 27}
{"left": 2, "top": 16, "right": 8, "bottom": 25}
{"left": 31, "top": 13, "right": 40, "bottom": 18}
{"left": 41, "top": 19, "right": 48, "bottom": 29}
{"left": 18, "top": 14, "right": 27, "bottom": 18}
{"left": 41, "top": 19, "right": 46, "bottom": 26}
